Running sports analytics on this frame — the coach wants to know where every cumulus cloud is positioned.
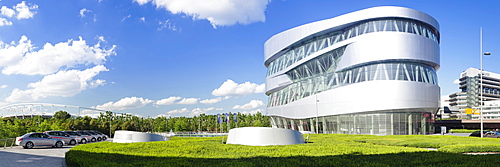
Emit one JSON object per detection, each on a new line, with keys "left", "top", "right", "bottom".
{"left": 156, "top": 96, "right": 182, "bottom": 105}
{"left": 0, "top": 85, "right": 7, "bottom": 89}
{"left": 212, "top": 79, "right": 264, "bottom": 96}
{"left": 140, "top": 17, "right": 146, "bottom": 22}
{"left": 453, "top": 79, "right": 460, "bottom": 85}
{"left": 232, "top": 100, "right": 264, "bottom": 110}
{"left": 0, "top": 35, "right": 116, "bottom": 75}
{"left": 15, "top": 1, "right": 38, "bottom": 19}
{"left": 167, "top": 107, "right": 216, "bottom": 116}
{"left": 200, "top": 97, "right": 227, "bottom": 104}
{"left": 133, "top": 0, "right": 270, "bottom": 28}
{"left": 0, "top": 1, "right": 37, "bottom": 26}
{"left": 240, "top": 109, "right": 263, "bottom": 115}
{"left": 5, "top": 65, "right": 109, "bottom": 102}
{"left": 177, "top": 98, "right": 199, "bottom": 105}
{"left": 1, "top": 6, "right": 15, "bottom": 17}
{"left": 96, "top": 97, "right": 154, "bottom": 111}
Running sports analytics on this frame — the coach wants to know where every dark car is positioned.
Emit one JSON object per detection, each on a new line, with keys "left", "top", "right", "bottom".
{"left": 469, "top": 131, "right": 489, "bottom": 137}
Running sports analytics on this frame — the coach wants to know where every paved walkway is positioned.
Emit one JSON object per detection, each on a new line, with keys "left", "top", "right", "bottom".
{"left": 0, "top": 145, "right": 73, "bottom": 167}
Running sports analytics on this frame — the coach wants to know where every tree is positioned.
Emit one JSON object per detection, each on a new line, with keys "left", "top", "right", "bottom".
{"left": 53, "top": 110, "right": 71, "bottom": 120}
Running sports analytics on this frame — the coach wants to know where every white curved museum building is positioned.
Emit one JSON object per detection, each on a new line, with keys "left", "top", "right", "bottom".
{"left": 264, "top": 6, "right": 440, "bottom": 135}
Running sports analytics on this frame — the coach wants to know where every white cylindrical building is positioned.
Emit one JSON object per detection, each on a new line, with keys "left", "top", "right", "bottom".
{"left": 264, "top": 6, "right": 440, "bottom": 135}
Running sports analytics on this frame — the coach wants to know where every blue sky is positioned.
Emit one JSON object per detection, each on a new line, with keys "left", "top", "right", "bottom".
{"left": 0, "top": 0, "right": 499, "bottom": 117}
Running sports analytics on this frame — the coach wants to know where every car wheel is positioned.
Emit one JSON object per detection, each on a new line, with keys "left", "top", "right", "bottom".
{"left": 81, "top": 139, "right": 87, "bottom": 144}
{"left": 55, "top": 141, "right": 63, "bottom": 148}
{"left": 103, "top": 137, "right": 107, "bottom": 141}
{"left": 98, "top": 137, "right": 102, "bottom": 141}
{"left": 24, "top": 142, "right": 34, "bottom": 149}
{"left": 70, "top": 140, "right": 76, "bottom": 145}
{"left": 91, "top": 138, "right": 96, "bottom": 142}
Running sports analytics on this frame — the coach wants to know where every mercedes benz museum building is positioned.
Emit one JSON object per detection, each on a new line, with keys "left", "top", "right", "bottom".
{"left": 264, "top": 6, "right": 440, "bottom": 135}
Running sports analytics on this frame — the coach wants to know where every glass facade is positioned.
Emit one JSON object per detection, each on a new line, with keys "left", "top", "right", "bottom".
{"left": 270, "top": 112, "right": 434, "bottom": 135}
{"left": 268, "top": 48, "right": 438, "bottom": 107}
{"left": 266, "top": 18, "right": 440, "bottom": 76}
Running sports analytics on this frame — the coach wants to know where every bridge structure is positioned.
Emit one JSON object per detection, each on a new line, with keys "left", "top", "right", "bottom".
{"left": 0, "top": 103, "right": 109, "bottom": 118}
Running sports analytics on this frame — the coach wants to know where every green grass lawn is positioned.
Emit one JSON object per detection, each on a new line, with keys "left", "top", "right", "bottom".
{"left": 66, "top": 134, "right": 500, "bottom": 167}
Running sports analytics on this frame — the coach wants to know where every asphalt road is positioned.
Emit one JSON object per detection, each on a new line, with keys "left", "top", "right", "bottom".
{"left": 0, "top": 145, "right": 73, "bottom": 167}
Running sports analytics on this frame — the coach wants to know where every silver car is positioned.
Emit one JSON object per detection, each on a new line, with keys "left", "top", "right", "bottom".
{"left": 44, "top": 131, "right": 77, "bottom": 145}
{"left": 15, "top": 132, "right": 65, "bottom": 149}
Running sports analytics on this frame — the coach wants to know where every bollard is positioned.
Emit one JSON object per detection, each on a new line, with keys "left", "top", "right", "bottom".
{"left": 3, "top": 139, "right": 6, "bottom": 149}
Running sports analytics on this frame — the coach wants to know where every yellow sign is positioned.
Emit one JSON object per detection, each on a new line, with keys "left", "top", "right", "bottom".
{"left": 465, "top": 108, "right": 480, "bottom": 115}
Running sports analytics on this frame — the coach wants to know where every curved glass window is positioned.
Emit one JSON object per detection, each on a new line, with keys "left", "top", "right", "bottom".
{"left": 268, "top": 62, "right": 438, "bottom": 107}
{"left": 266, "top": 18, "right": 439, "bottom": 77}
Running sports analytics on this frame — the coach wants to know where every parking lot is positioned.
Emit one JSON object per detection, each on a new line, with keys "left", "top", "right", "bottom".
{"left": 0, "top": 145, "right": 73, "bottom": 167}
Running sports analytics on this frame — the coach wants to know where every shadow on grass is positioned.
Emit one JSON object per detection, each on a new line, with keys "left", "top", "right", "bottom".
{"left": 66, "top": 151, "right": 498, "bottom": 167}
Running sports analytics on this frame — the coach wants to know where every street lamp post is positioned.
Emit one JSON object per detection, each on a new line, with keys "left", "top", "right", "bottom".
{"left": 479, "top": 27, "right": 491, "bottom": 138}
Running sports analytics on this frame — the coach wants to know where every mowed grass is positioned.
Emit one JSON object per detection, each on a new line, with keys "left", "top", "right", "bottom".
{"left": 66, "top": 134, "right": 500, "bottom": 167}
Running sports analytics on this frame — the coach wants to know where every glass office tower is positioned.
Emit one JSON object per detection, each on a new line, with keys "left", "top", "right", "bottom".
{"left": 264, "top": 6, "right": 440, "bottom": 135}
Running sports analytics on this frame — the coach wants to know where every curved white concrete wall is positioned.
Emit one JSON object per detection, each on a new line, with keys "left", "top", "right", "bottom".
{"left": 267, "top": 80, "right": 439, "bottom": 119}
{"left": 113, "top": 130, "right": 165, "bottom": 143}
{"left": 264, "top": 6, "right": 439, "bottom": 63}
{"left": 226, "top": 127, "right": 304, "bottom": 146}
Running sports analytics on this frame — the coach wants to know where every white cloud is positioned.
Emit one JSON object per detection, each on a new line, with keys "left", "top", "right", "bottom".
{"left": 232, "top": 100, "right": 264, "bottom": 110}
{"left": 177, "top": 98, "right": 199, "bottom": 104}
{"left": 453, "top": 79, "right": 460, "bottom": 85}
{"left": 156, "top": 96, "right": 182, "bottom": 105}
{"left": 212, "top": 79, "right": 265, "bottom": 96}
{"left": 134, "top": 0, "right": 270, "bottom": 28}
{"left": 79, "top": 8, "right": 91, "bottom": 18}
{"left": 1, "top": 6, "right": 15, "bottom": 17}
{"left": 96, "top": 97, "right": 154, "bottom": 111}
{"left": 140, "top": 17, "right": 146, "bottom": 22}
{"left": 133, "top": 0, "right": 151, "bottom": 5}
{"left": 240, "top": 109, "right": 263, "bottom": 115}
{"left": 121, "top": 14, "right": 131, "bottom": 22}
{"left": 15, "top": 1, "right": 38, "bottom": 19}
{"left": 0, "top": 1, "right": 37, "bottom": 26}
{"left": 200, "top": 97, "right": 223, "bottom": 104}
{"left": 0, "top": 18, "right": 12, "bottom": 26}
{"left": 5, "top": 65, "right": 109, "bottom": 102}
{"left": 0, "top": 85, "right": 7, "bottom": 89}
{"left": 158, "top": 19, "right": 180, "bottom": 31}
{"left": 167, "top": 107, "right": 215, "bottom": 116}
{"left": 0, "top": 35, "right": 116, "bottom": 75}
{"left": 155, "top": 114, "right": 171, "bottom": 118}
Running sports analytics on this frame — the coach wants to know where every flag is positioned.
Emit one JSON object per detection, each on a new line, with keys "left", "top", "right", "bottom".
{"left": 226, "top": 113, "right": 230, "bottom": 123}
{"left": 217, "top": 114, "right": 221, "bottom": 123}
{"left": 233, "top": 113, "right": 237, "bottom": 122}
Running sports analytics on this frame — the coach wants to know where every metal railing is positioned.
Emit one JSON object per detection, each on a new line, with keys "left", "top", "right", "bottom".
{"left": 1, "top": 138, "right": 16, "bottom": 149}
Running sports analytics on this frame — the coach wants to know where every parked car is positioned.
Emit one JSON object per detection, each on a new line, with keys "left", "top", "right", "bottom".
{"left": 76, "top": 131, "right": 96, "bottom": 142}
{"left": 44, "top": 131, "right": 77, "bottom": 145}
{"left": 469, "top": 131, "right": 489, "bottom": 137}
{"left": 85, "top": 130, "right": 107, "bottom": 141}
{"left": 62, "top": 131, "right": 87, "bottom": 144}
{"left": 485, "top": 131, "right": 500, "bottom": 138}
{"left": 15, "top": 132, "right": 64, "bottom": 149}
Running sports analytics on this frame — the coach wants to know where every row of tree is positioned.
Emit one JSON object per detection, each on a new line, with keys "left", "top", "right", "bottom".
{"left": 0, "top": 111, "right": 271, "bottom": 139}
